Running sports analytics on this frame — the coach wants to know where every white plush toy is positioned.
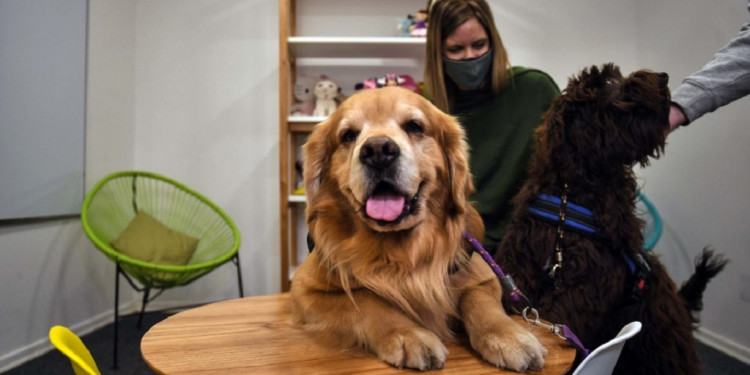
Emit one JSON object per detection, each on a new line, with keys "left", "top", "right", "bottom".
{"left": 312, "top": 78, "right": 339, "bottom": 117}
{"left": 290, "top": 75, "right": 316, "bottom": 116}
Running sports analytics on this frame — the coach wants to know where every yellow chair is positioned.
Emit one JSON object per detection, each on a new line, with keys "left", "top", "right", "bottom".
{"left": 49, "top": 325, "right": 101, "bottom": 375}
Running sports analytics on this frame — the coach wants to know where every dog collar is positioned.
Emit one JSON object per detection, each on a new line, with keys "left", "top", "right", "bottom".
{"left": 529, "top": 184, "right": 598, "bottom": 284}
{"left": 528, "top": 193, "right": 597, "bottom": 235}
{"left": 526, "top": 188, "right": 652, "bottom": 302}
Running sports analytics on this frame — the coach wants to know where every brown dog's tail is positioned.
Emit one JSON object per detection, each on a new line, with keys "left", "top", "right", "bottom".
{"left": 678, "top": 247, "right": 728, "bottom": 324}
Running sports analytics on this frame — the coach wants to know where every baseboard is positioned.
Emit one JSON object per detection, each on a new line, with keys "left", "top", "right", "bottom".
{"left": 696, "top": 326, "right": 750, "bottom": 365}
{"left": 0, "top": 301, "right": 136, "bottom": 373}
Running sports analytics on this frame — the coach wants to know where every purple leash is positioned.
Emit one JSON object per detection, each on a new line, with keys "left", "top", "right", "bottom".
{"left": 463, "top": 232, "right": 590, "bottom": 357}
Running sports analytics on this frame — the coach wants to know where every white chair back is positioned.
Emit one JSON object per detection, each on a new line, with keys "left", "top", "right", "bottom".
{"left": 572, "top": 321, "right": 642, "bottom": 375}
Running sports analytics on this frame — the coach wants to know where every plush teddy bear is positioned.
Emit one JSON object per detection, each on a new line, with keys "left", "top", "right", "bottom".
{"left": 290, "top": 76, "right": 316, "bottom": 116}
{"left": 312, "top": 77, "right": 339, "bottom": 117}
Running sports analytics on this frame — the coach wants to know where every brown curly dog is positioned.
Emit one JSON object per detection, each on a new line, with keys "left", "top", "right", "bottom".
{"left": 494, "top": 64, "right": 727, "bottom": 375}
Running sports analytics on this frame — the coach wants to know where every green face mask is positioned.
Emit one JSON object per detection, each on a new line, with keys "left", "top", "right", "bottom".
{"left": 443, "top": 48, "right": 492, "bottom": 90}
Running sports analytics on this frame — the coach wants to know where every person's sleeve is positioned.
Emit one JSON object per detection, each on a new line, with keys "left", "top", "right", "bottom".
{"left": 672, "top": 7, "right": 750, "bottom": 124}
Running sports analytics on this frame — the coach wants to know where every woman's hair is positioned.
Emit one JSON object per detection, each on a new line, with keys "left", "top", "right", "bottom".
{"left": 424, "top": 0, "right": 511, "bottom": 113}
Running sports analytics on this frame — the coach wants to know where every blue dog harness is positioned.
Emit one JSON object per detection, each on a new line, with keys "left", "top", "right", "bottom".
{"left": 528, "top": 193, "right": 597, "bottom": 235}
{"left": 526, "top": 186, "right": 651, "bottom": 300}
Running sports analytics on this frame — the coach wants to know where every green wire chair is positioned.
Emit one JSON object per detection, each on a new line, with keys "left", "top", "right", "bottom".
{"left": 81, "top": 170, "right": 243, "bottom": 369}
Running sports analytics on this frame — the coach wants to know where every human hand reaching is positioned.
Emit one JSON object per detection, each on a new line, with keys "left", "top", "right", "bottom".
{"left": 668, "top": 104, "right": 687, "bottom": 133}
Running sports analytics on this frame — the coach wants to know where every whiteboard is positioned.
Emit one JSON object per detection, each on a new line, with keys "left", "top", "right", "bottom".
{"left": 0, "top": 0, "right": 87, "bottom": 220}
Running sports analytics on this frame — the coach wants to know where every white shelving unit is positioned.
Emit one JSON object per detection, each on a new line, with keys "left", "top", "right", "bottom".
{"left": 278, "top": 0, "right": 426, "bottom": 291}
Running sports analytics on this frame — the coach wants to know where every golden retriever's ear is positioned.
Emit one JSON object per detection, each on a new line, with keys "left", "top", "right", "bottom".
{"left": 302, "top": 119, "right": 334, "bottom": 202}
{"left": 438, "top": 112, "right": 473, "bottom": 215}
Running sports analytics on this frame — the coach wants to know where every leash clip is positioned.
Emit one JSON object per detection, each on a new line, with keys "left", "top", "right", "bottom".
{"left": 461, "top": 231, "right": 590, "bottom": 357}
{"left": 522, "top": 307, "right": 564, "bottom": 340}
{"left": 522, "top": 307, "right": 591, "bottom": 357}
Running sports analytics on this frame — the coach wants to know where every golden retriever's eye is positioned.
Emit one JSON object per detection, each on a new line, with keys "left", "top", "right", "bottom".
{"left": 340, "top": 129, "right": 359, "bottom": 144}
{"left": 403, "top": 120, "right": 423, "bottom": 135}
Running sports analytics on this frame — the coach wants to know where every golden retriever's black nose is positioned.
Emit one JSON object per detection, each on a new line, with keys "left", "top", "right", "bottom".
{"left": 360, "top": 136, "right": 400, "bottom": 170}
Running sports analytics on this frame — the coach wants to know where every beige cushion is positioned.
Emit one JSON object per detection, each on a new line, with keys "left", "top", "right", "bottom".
{"left": 112, "top": 212, "right": 198, "bottom": 266}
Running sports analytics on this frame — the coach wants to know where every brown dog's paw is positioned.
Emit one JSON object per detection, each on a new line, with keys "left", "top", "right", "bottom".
{"left": 372, "top": 328, "right": 448, "bottom": 371}
{"left": 470, "top": 329, "right": 546, "bottom": 372}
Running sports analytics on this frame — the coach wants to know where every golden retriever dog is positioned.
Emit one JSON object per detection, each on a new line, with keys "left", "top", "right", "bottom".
{"left": 290, "top": 87, "right": 546, "bottom": 371}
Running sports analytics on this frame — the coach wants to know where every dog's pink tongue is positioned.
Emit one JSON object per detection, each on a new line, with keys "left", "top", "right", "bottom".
{"left": 366, "top": 195, "right": 405, "bottom": 221}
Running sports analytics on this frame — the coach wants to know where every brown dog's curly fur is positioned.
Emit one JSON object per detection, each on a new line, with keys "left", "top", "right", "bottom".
{"left": 494, "top": 64, "right": 727, "bottom": 375}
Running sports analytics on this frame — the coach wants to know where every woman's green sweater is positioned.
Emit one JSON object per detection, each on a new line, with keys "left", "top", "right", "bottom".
{"left": 455, "top": 66, "right": 559, "bottom": 255}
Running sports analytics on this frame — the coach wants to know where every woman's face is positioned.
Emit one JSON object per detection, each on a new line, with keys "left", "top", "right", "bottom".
{"left": 442, "top": 17, "right": 489, "bottom": 60}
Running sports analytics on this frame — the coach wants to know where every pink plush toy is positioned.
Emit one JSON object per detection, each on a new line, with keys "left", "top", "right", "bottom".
{"left": 361, "top": 74, "right": 420, "bottom": 93}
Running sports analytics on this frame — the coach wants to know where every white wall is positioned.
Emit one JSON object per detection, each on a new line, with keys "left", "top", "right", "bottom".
{"left": 492, "top": 0, "right": 639, "bottom": 88}
{"left": 1, "top": 0, "right": 748, "bottom": 371}
{"left": 0, "top": 0, "right": 280, "bottom": 371}
{"left": 634, "top": 0, "right": 750, "bottom": 359}
{"left": 128, "top": 0, "right": 280, "bottom": 304}
{"left": 0, "top": 0, "right": 137, "bottom": 370}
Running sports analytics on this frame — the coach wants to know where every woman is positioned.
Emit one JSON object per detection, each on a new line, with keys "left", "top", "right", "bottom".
{"left": 424, "top": 0, "right": 560, "bottom": 255}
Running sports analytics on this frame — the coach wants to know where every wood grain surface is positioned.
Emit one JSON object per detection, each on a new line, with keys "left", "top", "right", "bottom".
{"left": 141, "top": 293, "right": 575, "bottom": 375}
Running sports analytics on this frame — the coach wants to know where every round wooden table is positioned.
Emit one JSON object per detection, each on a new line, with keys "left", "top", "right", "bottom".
{"left": 141, "top": 293, "right": 576, "bottom": 374}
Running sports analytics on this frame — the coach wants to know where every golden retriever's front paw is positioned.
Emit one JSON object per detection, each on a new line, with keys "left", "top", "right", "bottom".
{"left": 372, "top": 328, "right": 448, "bottom": 371}
{"left": 471, "top": 329, "right": 546, "bottom": 372}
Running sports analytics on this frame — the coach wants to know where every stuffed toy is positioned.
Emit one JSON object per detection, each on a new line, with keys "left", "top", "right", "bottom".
{"left": 398, "top": 17, "right": 412, "bottom": 37}
{"left": 312, "top": 76, "right": 339, "bottom": 117}
{"left": 359, "top": 74, "right": 420, "bottom": 94}
{"left": 409, "top": 9, "right": 428, "bottom": 37}
{"left": 290, "top": 75, "right": 316, "bottom": 116}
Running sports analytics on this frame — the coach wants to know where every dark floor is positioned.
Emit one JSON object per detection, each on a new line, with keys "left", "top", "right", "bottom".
{"left": 699, "top": 343, "right": 750, "bottom": 375}
{"left": 3, "top": 311, "right": 749, "bottom": 374}
{"left": 3, "top": 311, "right": 171, "bottom": 375}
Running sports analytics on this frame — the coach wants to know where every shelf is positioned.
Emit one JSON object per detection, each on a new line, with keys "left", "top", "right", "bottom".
{"left": 289, "top": 115, "right": 325, "bottom": 123}
{"left": 288, "top": 195, "right": 306, "bottom": 203}
{"left": 289, "top": 36, "right": 425, "bottom": 59}
{"left": 288, "top": 116, "right": 324, "bottom": 133}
